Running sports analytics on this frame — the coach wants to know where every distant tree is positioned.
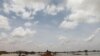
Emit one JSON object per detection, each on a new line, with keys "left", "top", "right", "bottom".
{"left": 93, "top": 50, "right": 96, "bottom": 52}
{"left": 84, "top": 50, "right": 88, "bottom": 55}
{"left": 30, "top": 51, "right": 35, "bottom": 54}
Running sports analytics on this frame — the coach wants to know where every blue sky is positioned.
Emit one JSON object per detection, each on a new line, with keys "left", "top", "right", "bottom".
{"left": 0, "top": 0, "right": 100, "bottom": 51}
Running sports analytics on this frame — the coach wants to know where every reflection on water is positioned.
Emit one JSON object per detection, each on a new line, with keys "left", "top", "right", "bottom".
{"left": 1, "top": 52, "right": 100, "bottom": 56}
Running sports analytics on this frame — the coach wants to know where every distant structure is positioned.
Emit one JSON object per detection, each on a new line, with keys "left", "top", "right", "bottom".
{"left": 84, "top": 50, "right": 88, "bottom": 55}
{"left": 18, "top": 52, "right": 22, "bottom": 56}
{"left": 41, "top": 50, "right": 53, "bottom": 56}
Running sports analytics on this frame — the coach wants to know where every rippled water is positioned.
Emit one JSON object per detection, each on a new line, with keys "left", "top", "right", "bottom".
{"left": 1, "top": 52, "right": 100, "bottom": 56}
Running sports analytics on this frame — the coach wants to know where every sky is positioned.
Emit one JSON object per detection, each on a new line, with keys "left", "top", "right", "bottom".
{"left": 0, "top": 0, "right": 100, "bottom": 51}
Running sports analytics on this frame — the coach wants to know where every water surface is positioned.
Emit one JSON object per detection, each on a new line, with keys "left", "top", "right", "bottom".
{"left": 1, "top": 52, "right": 100, "bottom": 56}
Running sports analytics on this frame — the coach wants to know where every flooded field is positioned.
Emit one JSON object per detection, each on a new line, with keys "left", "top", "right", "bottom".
{"left": 1, "top": 52, "right": 100, "bottom": 56}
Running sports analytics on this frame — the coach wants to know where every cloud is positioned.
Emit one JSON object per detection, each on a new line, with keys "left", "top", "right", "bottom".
{"left": 11, "top": 27, "right": 36, "bottom": 37}
{"left": 60, "top": 0, "right": 100, "bottom": 30}
{"left": 33, "top": 21, "right": 39, "bottom": 25}
{"left": 0, "top": 32, "right": 7, "bottom": 37}
{"left": 85, "top": 28, "right": 100, "bottom": 42}
{"left": 24, "top": 22, "right": 32, "bottom": 27}
{"left": 0, "top": 15, "right": 10, "bottom": 30}
{"left": 58, "top": 36, "right": 70, "bottom": 45}
{"left": 3, "top": 0, "right": 65, "bottom": 18}
{"left": 59, "top": 19, "right": 78, "bottom": 29}
{"left": 21, "top": 11, "right": 32, "bottom": 19}
{"left": 44, "top": 4, "right": 64, "bottom": 15}
{"left": 0, "top": 0, "right": 100, "bottom": 51}
{"left": 3, "top": 0, "right": 48, "bottom": 19}
{"left": 0, "top": 32, "right": 8, "bottom": 41}
{"left": 24, "top": 21, "right": 39, "bottom": 27}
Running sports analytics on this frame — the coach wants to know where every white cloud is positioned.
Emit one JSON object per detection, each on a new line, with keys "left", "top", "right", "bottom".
{"left": 44, "top": 4, "right": 64, "bottom": 15}
{"left": 59, "top": 20, "right": 78, "bottom": 29}
{"left": 3, "top": 0, "right": 65, "bottom": 18}
{"left": 0, "top": 32, "right": 8, "bottom": 41}
{"left": 3, "top": 0, "right": 48, "bottom": 19}
{"left": 0, "top": 32, "right": 8, "bottom": 37}
{"left": 21, "top": 11, "right": 32, "bottom": 19}
{"left": 0, "top": 15, "right": 10, "bottom": 30}
{"left": 68, "top": 10, "right": 99, "bottom": 24}
{"left": 66, "top": 0, "right": 84, "bottom": 11}
{"left": 24, "top": 22, "right": 32, "bottom": 27}
{"left": 24, "top": 21, "right": 39, "bottom": 27}
{"left": 58, "top": 36, "right": 70, "bottom": 44}
{"left": 60, "top": 0, "right": 100, "bottom": 30}
{"left": 0, "top": 0, "right": 100, "bottom": 51}
{"left": 85, "top": 28, "right": 100, "bottom": 42}
{"left": 33, "top": 21, "right": 39, "bottom": 25}
{"left": 11, "top": 27, "right": 36, "bottom": 37}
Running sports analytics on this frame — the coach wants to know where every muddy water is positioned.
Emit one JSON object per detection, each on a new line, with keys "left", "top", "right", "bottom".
{"left": 1, "top": 52, "right": 100, "bottom": 56}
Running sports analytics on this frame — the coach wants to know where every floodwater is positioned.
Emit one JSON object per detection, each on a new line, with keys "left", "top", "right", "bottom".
{"left": 1, "top": 52, "right": 100, "bottom": 56}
